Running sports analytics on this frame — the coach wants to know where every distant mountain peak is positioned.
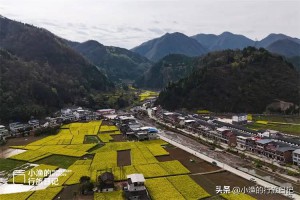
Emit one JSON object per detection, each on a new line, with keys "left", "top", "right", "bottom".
{"left": 83, "top": 40, "right": 104, "bottom": 46}
{"left": 192, "top": 31, "right": 254, "bottom": 51}
{"left": 220, "top": 31, "right": 234, "bottom": 36}
{"left": 132, "top": 32, "right": 207, "bottom": 61}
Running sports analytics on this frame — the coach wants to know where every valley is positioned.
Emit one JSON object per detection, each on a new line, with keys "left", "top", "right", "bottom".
{"left": 0, "top": 3, "right": 299, "bottom": 199}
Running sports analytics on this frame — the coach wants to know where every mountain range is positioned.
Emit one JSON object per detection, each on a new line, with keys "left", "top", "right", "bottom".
{"left": 0, "top": 15, "right": 299, "bottom": 120}
{"left": 132, "top": 32, "right": 300, "bottom": 62}
{"left": 0, "top": 16, "right": 114, "bottom": 121}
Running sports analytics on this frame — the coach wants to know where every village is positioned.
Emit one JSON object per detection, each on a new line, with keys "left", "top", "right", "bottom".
{"left": 0, "top": 102, "right": 300, "bottom": 200}
{"left": 150, "top": 106, "right": 300, "bottom": 167}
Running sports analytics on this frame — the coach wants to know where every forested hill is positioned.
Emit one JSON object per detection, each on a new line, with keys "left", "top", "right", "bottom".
{"left": 0, "top": 17, "right": 114, "bottom": 122}
{"left": 67, "top": 40, "right": 152, "bottom": 82}
{"left": 156, "top": 47, "right": 299, "bottom": 113}
{"left": 134, "top": 54, "right": 197, "bottom": 89}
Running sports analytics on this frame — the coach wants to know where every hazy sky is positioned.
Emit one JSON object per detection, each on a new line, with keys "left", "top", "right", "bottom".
{"left": 0, "top": 0, "right": 299, "bottom": 49}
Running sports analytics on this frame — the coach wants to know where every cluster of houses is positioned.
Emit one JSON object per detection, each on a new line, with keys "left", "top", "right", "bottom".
{"left": 97, "top": 172, "right": 150, "bottom": 200}
{"left": 0, "top": 107, "right": 110, "bottom": 142}
{"left": 115, "top": 114, "right": 158, "bottom": 141}
{"left": 152, "top": 106, "right": 300, "bottom": 166}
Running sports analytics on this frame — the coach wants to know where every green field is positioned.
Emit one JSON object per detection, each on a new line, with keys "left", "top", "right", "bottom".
{"left": 35, "top": 155, "right": 78, "bottom": 169}
{"left": 253, "top": 115, "right": 300, "bottom": 124}
{"left": 139, "top": 91, "right": 159, "bottom": 101}
{"left": 0, "top": 158, "right": 25, "bottom": 172}
{"left": 247, "top": 122, "right": 300, "bottom": 135}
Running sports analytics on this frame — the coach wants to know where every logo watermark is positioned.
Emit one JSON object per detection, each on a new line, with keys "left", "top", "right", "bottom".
{"left": 11, "top": 169, "right": 71, "bottom": 186}
{"left": 216, "top": 185, "right": 293, "bottom": 196}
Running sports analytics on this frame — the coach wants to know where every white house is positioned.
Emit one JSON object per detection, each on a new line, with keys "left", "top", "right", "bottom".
{"left": 232, "top": 114, "right": 247, "bottom": 125}
{"left": 293, "top": 149, "right": 300, "bottom": 165}
{"left": 126, "top": 174, "right": 145, "bottom": 191}
{"left": 0, "top": 125, "right": 9, "bottom": 136}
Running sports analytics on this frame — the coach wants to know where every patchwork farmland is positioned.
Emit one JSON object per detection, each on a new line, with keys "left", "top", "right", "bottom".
{"left": 0, "top": 120, "right": 278, "bottom": 199}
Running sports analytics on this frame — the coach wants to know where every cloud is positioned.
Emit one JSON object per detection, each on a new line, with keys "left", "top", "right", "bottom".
{"left": 76, "top": 30, "right": 88, "bottom": 36}
{"left": 148, "top": 28, "right": 164, "bottom": 35}
{"left": 0, "top": 0, "right": 299, "bottom": 49}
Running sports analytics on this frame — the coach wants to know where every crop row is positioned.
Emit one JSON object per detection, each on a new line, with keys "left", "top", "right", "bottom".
{"left": 65, "top": 144, "right": 97, "bottom": 152}
{"left": 221, "top": 193, "right": 256, "bottom": 200}
{"left": 159, "top": 160, "right": 190, "bottom": 174}
{"left": 98, "top": 134, "right": 113, "bottom": 143}
{"left": 146, "top": 177, "right": 185, "bottom": 200}
{"left": 92, "top": 140, "right": 167, "bottom": 153}
{"left": 64, "top": 164, "right": 91, "bottom": 185}
{"left": 94, "top": 190, "right": 123, "bottom": 200}
{"left": 146, "top": 175, "right": 210, "bottom": 200}
{"left": 49, "top": 170, "right": 73, "bottom": 187}
{"left": 37, "top": 145, "right": 87, "bottom": 157}
{"left": 91, "top": 151, "right": 117, "bottom": 170}
{"left": 10, "top": 150, "right": 52, "bottom": 162}
{"left": 92, "top": 160, "right": 190, "bottom": 181}
{"left": 73, "top": 159, "right": 92, "bottom": 165}
{"left": 99, "top": 125, "right": 119, "bottom": 133}
{"left": 167, "top": 175, "right": 210, "bottom": 199}
{"left": 146, "top": 144, "right": 169, "bottom": 156}
{"left": 131, "top": 147, "right": 158, "bottom": 165}
{"left": 0, "top": 191, "right": 34, "bottom": 200}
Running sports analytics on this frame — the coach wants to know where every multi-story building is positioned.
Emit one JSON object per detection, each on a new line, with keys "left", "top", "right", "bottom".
{"left": 293, "top": 149, "right": 300, "bottom": 165}
{"left": 0, "top": 125, "right": 9, "bottom": 136}
{"left": 232, "top": 114, "right": 247, "bottom": 125}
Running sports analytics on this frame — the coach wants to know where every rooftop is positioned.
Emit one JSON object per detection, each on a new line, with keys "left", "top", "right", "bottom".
{"left": 293, "top": 149, "right": 300, "bottom": 154}
{"left": 276, "top": 146, "right": 296, "bottom": 152}
{"left": 184, "top": 120, "right": 195, "bottom": 123}
{"left": 236, "top": 135, "right": 249, "bottom": 140}
{"left": 163, "top": 112, "right": 174, "bottom": 116}
{"left": 256, "top": 139, "right": 274, "bottom": 144}
{"left": 127, "top": 174, "right": 145, "bottom": 183}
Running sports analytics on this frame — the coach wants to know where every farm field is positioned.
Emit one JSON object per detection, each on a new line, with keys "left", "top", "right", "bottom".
{"left": 246, "top": 115, "right": 300, "bottom": 135}
{"left": 0, "top": 120, "right": 285, "bottom": 200}
{"left": 139, "top": 90, "right": 159, "bottom": 101}
{"left": 0, "top": 187, "right": 63, "bottom": 200}
{"left": 145, "top": 175, "right": 210, "bottom": 200}
{"left": 94, "top": 190, "right": 123, "bottom": 200}
{"left": 0, "top": 158, "right": 26, "bottom": 171}
{"left": 191, "top": 171, "right": 290, "bottom": 200}
{"left": 221, "top": 192, "right": 256, "bottom": 200}
{"left": 246, "top": 122, "right": 300, "bottom": 135}
{"left": 27, "top": 187, "right": 63, "bottom": 200}
{"left": 35, "top": 155, "right": 78, "bottom": 169}
{"left": 252, "top": 115, "right": 300, "bottom": 124}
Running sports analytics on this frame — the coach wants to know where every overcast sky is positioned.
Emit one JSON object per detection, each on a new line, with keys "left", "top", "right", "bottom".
{"left": 0, "top": 0, "right": 299, "bottom": 49}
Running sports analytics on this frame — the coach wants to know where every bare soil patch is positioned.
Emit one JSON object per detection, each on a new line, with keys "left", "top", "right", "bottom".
{"left": 111, "top": 134, "right": 127, "bottom": 142}
{"left": 191, "top": 172, "right": 290, "bottom": 200}
{"left": 1, "top": 134, "right": 47, "bottom": 151}
{"left": 117, "top": 150, "right": 131, "bottom": 167}
{"left": 161, "top": 147, "right": 220, "bottom": 173}
{"left": 53, "top": 184, "right": 93, "bottom": 200}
